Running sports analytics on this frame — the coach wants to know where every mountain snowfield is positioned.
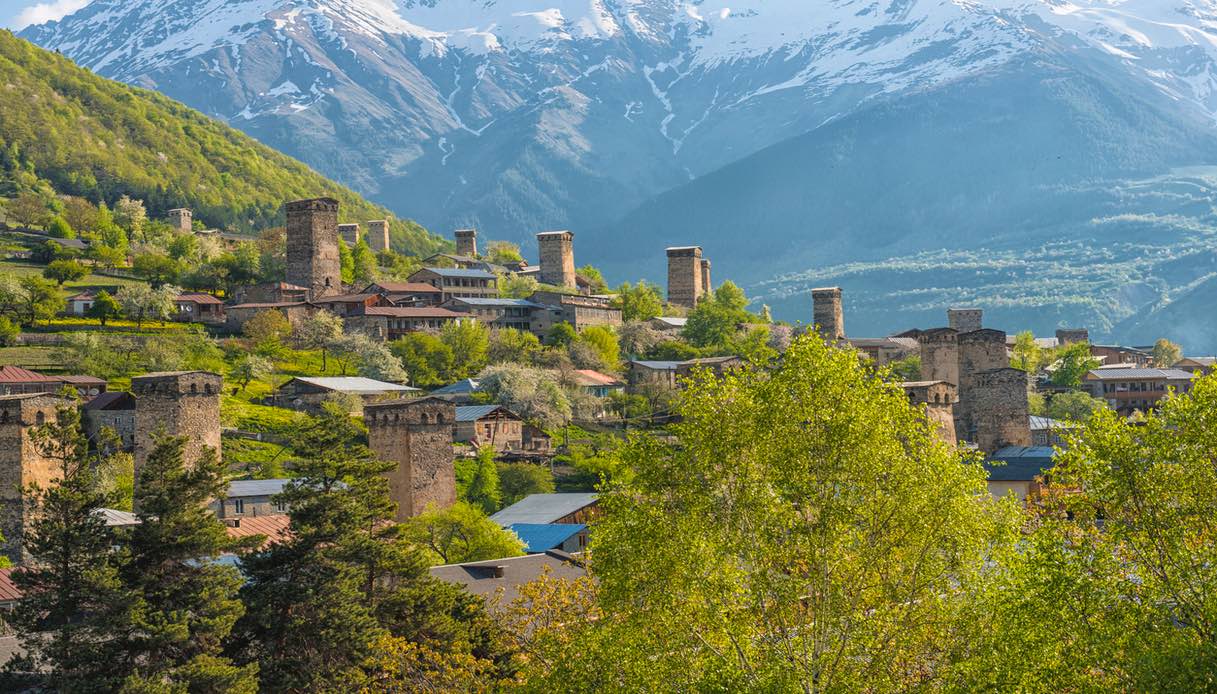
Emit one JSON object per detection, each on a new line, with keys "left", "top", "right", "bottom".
{"left": 20, "top": 0, "right": 1217, "bottom": 346}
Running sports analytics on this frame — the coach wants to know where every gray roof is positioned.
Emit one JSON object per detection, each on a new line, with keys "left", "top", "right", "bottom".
{"left": 652, "top": 317, "right": 688, "bottom": 327}
{"left": 630, "top": 360, "right": 681, "bottom": 370}
{"left": 985, "top": 446, "right": 1058, "bottom": 482}
{"left": 1029, "top": 416, "right": 1066, "bottom": 431}
{"left": 448, "top": 298, "right": 543, "bottom": 308}
{"left": 490, "top": 493, "right": 598, "bottom": 527}
{"left": 287, "top": 377, "right": 419, "bottom": 394}
{"left": 1085, "top": 368, "right": 1195, "bottom": 380}
{"left": 94, "top": 508, "right": 139, "bottom": 527}
{"left": 418, "top": 267, "right": 497, "bottom": 279}
{"left": 455, "top": 404, "right": 515, "bottom": 422}
{"left": 430, "top": 551, "right": 587, "bottom": 605}
{"left": 432, "top": 378, "right": 482, "bottom": 395}
{"left": 227, "top": 478, "right": 290, "bottom": 498}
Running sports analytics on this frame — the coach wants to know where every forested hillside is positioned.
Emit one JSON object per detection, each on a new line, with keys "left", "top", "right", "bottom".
{"left": 0, "top": 31, "right": 444, "bottom": 256}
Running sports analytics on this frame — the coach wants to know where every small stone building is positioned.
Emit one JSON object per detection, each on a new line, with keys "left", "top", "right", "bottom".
{"left": 83, "top": 391, "right": 136, "bottom": 452}
{"left": 225, "top": 302, "right": 315, "bottom": 332}
{"left": 362, "top": 281, "right": 445, "bottom": 307}
{"left": 212, "top": 479, "right": 290, "bottom": 520}
{"left": 528, "top": 292, "right": 623, "bottom": 335}
{"left": 173, "top": 293, "right": 225, "bottom": 324}
{"left": 454, "top": 405, "right": 525, "bottom": 452}
{"left": 901, "top": 381, "right": 957, "bottom": 447}
{"left": 444, "top": 298, "right": 541, "bottom": 332}
{"left": 311, "top": 292, "right": 392, "bottom": 318}
{"left": 131, "top": 371, "right": 223, "bottom": 486}
{"left": 366, "top": 398, "right": 457, "bottom": 521}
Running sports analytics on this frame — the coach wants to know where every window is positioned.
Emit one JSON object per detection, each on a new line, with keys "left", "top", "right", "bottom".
{"left": 273, "top": 500, "right": 288, "bottom": 513}
{"left": 233, "top": 499, "right": 245, "bottom": 515}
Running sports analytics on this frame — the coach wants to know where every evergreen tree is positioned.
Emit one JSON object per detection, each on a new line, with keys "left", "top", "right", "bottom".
{"left": 9, "top": 404, "right": 126, "bottom": 692}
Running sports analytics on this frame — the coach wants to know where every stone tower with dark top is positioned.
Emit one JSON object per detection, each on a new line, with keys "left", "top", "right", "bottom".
{"left": 286, "top": 198, "right": 341, "bottom": 300}
{"left": 812, "top": 287, "right": 845, "bottom": 341}
{"left": 0, "top": 393, "right": 70, "bottom": 563}
{"left": 971, "top": 368, "right": 1032, "bottom": 453}
{"left": 455, "top": 229, "right": 478, "bottom": 257}
{"left": 917, "top": 328, "right": 960, "bottom": 386}
{"left": 700, "top": 258, "right": 712, "bottom": 296}
{"left": 366, "top": 219, "right": 390, "bottom": 253}
{"left": 131, "top": 372, "right": 222, "bottom": 488}
{"left": 366, "top": 398, "right": 456, "bottom": 522}
{"left": 956, "top": 328, "right": 1010, "bottom": 442}
{"left": 167, "top": 208, "right": 192, "bottom": 234}
{"left": 666, "top": 246, "right": 704, "bottom": 308}
{"left": 948, "top": 308, "right": 983, "bottom": 333}
{"left": 338, "top": 223, "right": 361, "bottom": 247}
{"left": 537, "top": 231, "right": 576, "bottom": 289}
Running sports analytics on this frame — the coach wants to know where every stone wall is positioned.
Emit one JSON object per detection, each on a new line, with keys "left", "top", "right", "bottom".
{"left": 455, "top": 229, "right": 478, "bottom": 257}
{"left": 1056, "top": 328, "right": 1089, "bottom": 346}
{"left": 948, "top": 308, "right": 983, "bottom": 333}
{"left": 666, "top": 246, "right": 703, "bottom": 308}
{"left": 956, "top": 328, "right": 1009, "bottom": 442}
{"left": 901, "top": 381, "right": 958, "bottom": 447}
{"left": 700, "top": 259, "right": 712, "bottom": 296}
{"left": 168, "top": 208, "right": 192, "bottom": 234}
{"left": 338, "top": 223, "right": 361, "bottom": 247}
{"left": 812, "top": 287, "right": 845, "bottom": 341}
{"left": 0, "top": 394, "right": 69, "bottom": 563}
{"left": 971, "top": 368, "right": 1031, "bottom": 453}
{"left": 131, "top": 372, "right": 223, "bottom": 493}
{"left": 366, "top": 398, "right": 456, "bottom": 522}
{"left": 286, "top": 198, "right": 341, "bottom": 299}
{"left": 366, "top": 220, "right": 390, "bottom": 253}
{"left": 918, "top": 328, "right": 960, "bottom": 386}
{"left": 537, "top": 231, "right": 576, "bottom": 288}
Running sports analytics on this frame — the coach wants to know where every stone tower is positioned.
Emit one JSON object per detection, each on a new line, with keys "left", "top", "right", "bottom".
{"left": 0, "top": 393, "right": 70, "bottom": 563}
{"left": 455, "top": 229, "right": 478, "bottom": 257}
{"left": 537, "top": 231, "right": 576, "bottom": 289}
{"left": 131, "top": 372, "right": 222, "bottom": 487}
{"left": 700, "top": 258, "right": 712, "bottom": 296}
{"left": 286, "top": 198, "right": 341, "bottom": 300}
{"left": 812, "top": 287, "right": 845, "bottom": 341}
{"left": 917, "top": 328, "right": 960, "bottom": 386}
{"left": 970, "top": 368, "right": 1032, "bottom": 454}
{"left": 1056, "top": 328, "right": 1089, "bottom": 346}
{"left": 366, "top": 220, "right": 390, "bottom": 253}
{"left": 956, "top": 329, "right": 1010, "bottom": 442}
{"left": 948, "top": 308, "right": 983, "bottom": 333}
{"left": 901, "top": 381, "right": 958, "bottom": 447}
{"left": 666, "top": 246, "right": 704, "bottom": 308}
{"left": 366, "top": 398, "right": 456, "bottom": 522}
{"left": 338, "top": 223, "right": 361, "bottom": 247}
{"left": 167, "top": 208, "right": 193, "bottom": 234}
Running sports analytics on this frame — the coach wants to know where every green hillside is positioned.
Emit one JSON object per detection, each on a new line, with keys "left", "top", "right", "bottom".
{"left": 0, "top": 31, "right": 445, "bottom": 256}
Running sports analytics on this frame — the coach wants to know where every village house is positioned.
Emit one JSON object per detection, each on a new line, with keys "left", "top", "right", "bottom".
{"left": 490, "top": 493, "right": 600, "bottom": 528}
{"left": 507, "top": 523, "right": 588, "bottom": 554}
{"left": 649, "top": 316, "right": 687, "bottom": 333}
{"left": 429, "top": 551, "right": 588, "bottom": 608}
{"left": 0, "top": 365, "right": 106, "bottom": 399}
{"left": 361, "top": 281, "right": 444, "bottom": 307}
{"left": 310, "top": 292, "right": 392, "bottom": 317}
{"left": 231, "top": 281, "right": 309, "bottom": 306}
{"left": 430, "top": 378, "right": 483, "bottom": 403}
{"left": 225, "top": 302, "right": 314, "bottom": 332}
{"left": 1089, "top": 344, "right": 1153, "bottom": 368}
{"left": 1174, "top": 356, "right": 1215, "bottom": 375}
{"left": 274, "top": 376, "right": 419, "bottom": 414}
{"left": 443, "top": 297, "right": 541, "bottom": 332}
{"left": 984, "top": 446, "right": 1058, "bottom": 503}
{"left": 626, "top": 356, "right": 747, "bottom": 392}
{"left": 848, "top": 337, "right": 919, "bottom": 367}
{"left": 173, "top": 292, "right": 225, "bottom": 324}
{"left": 407, "top": 268, "right": 498, "bottom": 302}
{"left": 571, "top": 369, "right": 625, "bottom": 397}
{"left": 1083, "top": 368, "right": 1195, "bottom": 416}
{"left": 454, "top": 405, "right": 525, "bottom": 452}
{"left": 212, "top": 479, "right": 291, "bottom": 520}
{"left": 344, "top": 306, "right": 470, "bottom": 341}
{"left": 82, "top": 391, "right": 136, "bottom": 451}
{"left": 1030, "top": 415, "right": 1074, "bottom": 447}
{"left": 527, "top": 291, "right": 623, "bottom": 334}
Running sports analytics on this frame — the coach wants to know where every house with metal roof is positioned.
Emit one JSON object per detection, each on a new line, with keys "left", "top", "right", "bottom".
{"left": 1083, "top": 368, "right": 1195, "bottom": 416}
{"left": 408, "top": 267, "right": 498, "bottom": 303}
{"left": 508, "top": 523, "right": 588, "bottom": 554}
{"left": 430, "top": 550, "right": 588, "bottom": 608}
{"left": 274, "top": 376, "right": 419, "bottom": 415}
{"left": 212, "top": 478, "right": 292, "bottom": 520}
{"left": 455, "top": 405, "right": 524, "bottom": 452}
{"left": 490, "top": 493, "right": 599, "bottom": 528}
{"left": 985, "top": 446, "right": 1058, "bottom": 502}
{"left": 443, "top": 297, "right": 544, "bottom": 332}
{"left": 0, "top": 365, "right": 106, "bottom": 399}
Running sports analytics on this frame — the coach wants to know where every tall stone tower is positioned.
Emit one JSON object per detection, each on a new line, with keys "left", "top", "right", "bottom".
{"left": 1056, "top": 328, "right": 1089, "bottom": 346}
{"left": 286, "top": 198, "right": 341, "bottom": 300}
{"left": 948, "top": 308, "right": 983, "bottom": 333}
{"left": 970, "top": 368, "right": 1032, "bottom": 453}
{"left": 0, "top": 393, "right": 70, "bottom": 563}
{"left": 901, "top": 381, "right": 958, "bottom": 447}
{"left": 131, "top": 372, "right": 222, "bottom": 486}
{"left": 700, "top": 258, "right": 712, "bottom": 297}
{"left": 918, "top": 328, "right": 960, "bottom": 386}
{"left": 455, "top": 229, "right": 478, "bottom": 257}
{"left": 338, "top": 223, "right": 361, "bottom": 247}
{"left": 666, "top": 246, "right": 704, "bottom": 308}
{"left": 956, "top": 329, "right": 1009, "bottom": 441}
{"left": 366, "top": 398, "right": 456, "bottom": 522}
{"left": 812, "top": 287, "right": 845, "bottom": 341}
{"left": 537, "top": 231, "right": 576, "bottom": 289}
{"left": 366, "top": 220, "right": 390, "bottom": 253}
{"left": 167, "top": 208, "right": 193, "bottom": 234}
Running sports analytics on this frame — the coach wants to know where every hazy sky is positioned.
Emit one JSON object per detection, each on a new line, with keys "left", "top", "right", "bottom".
{"left": 0, "top": 0, "right": 88, "bottom": 30}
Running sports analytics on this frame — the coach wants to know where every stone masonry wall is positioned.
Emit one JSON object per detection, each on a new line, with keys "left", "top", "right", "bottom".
{"left": 366, "top": 398, "right": 456, "bottom": 522}
{"left": 666, "top": 246, "right": 703, "bottom": 308}
{"left": 812, "top": 287, "right": 845, "bottom": 341}
{"left": 971, "top": 368, "right": 1032, "bottom": 454}
{"left": 918, "top": 328, "right": 960, "bottom": 386}
{"left": 0, "top": 394, "right": 69, "bottom": 563}
{"left": 338, "top": 223, "right": 361, "bottom": 247}
{"left": 700, "top": 259, "right": 712, "bottom": 296}
{"left": 132, "top": 372, "right": 223, "bottom": 494}
{"left": 948, "top": 308, "right": 983, "bottom": 333}
{"left": 455, "top": 229, "right": 478, "bottom": 257}
{"left": 537, "top": 231, "right": 576, "bottom": 289}
{"left": 168, "top": 208, "right": 192, "bottom": 234}
{"left": 956, "top": 328, "right": 1009, "bottom": 442}
{"left": 286, "top": 198, "right": 341, "bottom": 299}
{"left": 366, "top": 220, "right": 390, "bottom": 253}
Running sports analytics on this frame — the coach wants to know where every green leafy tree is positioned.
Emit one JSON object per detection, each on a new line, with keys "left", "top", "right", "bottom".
{"left": 1046, "top": 389, "right": 1108, "bottom": 423}
{"left": 489, "top": 327, "right": 542, "bottom": 365}
{"left": 711, "top": 280, "right": 748, "bottom": 312}
{"left": 1151, "top": 337, "right": 1183, "bottom": 367}
{"left": 232, "top": 355, "right": 274, "bottom": 391}
{"left": 889, "top": 353, "right": 922, "bottom": 381}
{"left": 577, "top": 265, "right": 609, "bottom": 294}
{"left": 62, "top": 196, "right": 98, "bottom": 234}
{"left": 401, "top": 501, "right": 525, "bottom": 565}
{"left": 441, "top": 320, "right": 490, "bottom": 379}
{"left": 682, "top": 282, "right": 752, "bottom": 350}
{"left": 47, "top": 215, "right": 75, "bottom": 239}
{"left": 292, "top": 311, "right": 345, "bottom": 372}
{"left": 87, "top": 242, "right": 127, "bottom": 271}
{"left": 42, "top": 258, "right": 88, "bottom": 286}
{"left": 339, "top": 238, "right": 355, "bottom": 285}
{"left": 116, "top": 284, "right": 177, "bottom": 329}
{"left": 7, "top": 190, "right": 50, "bottom": 227}
{"left": 485, "top": 240, "right": 523, "bottom": 264}
{"left": 167, "top": 233, "right": 199, "bottom": 261}
{"left": 114, "top": 195, "right": 147, "bottom": 241}
{"left": 0, "top": 316, "right": 18, "bottom": 346}
{"left": 546, "top": 322, "right": 578, "bottom": 348}
{"left": 352, "top": 239, "right": 378, "bottom": 284}
{"left": 578, "top": 325, "right": 620, "bottom": 370}
{"left": 478, "top": 364, "right": 572, "bottom": 429}
{"left": 355, "top": 338, "right": 409, "bottom": 383}
{"left": 497, "top": 462, "right": 555, "bottom": 507}
{"left": 241, "top": 309, "right": 292, "bottom": 350}
{"left": 132, "top": 251, "right": 182, "bottom": 288}
{"left": 499, "top": 273, "right": 540, "bottom": 299}
{"left": 463, "top": 446, "right": 502, "bottom": 514}
{"left": 525, "top": 334, "right": 1019, "bottom": 691}
{"left": 16, "top": 275, "right": 64, "bottom": 326}
{"left": 109, "top": 436, "right": 258, "bottom": 691}
{"left": 85, "top": 290, "right": 122, "bottom": 326}
{"left": 1010, "top": 330, "right": 1045, "bottom": 373}
{"left": 389, "top": 332, "right": 454, "bottom": 387}
{"left": 10, "top": 404, "right": 126, "bottom": 691}
{"left": 1049, "top": 342, "right": 1101, "bottom": 388}
{"left": 217, "top": 242, "right": 262, "bottom": 289}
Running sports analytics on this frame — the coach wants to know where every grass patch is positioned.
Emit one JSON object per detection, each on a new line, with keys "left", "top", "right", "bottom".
{"left": 0, "top": 345, "right": 59, "bottom": 369}
{"left": 0, "top": 259, "right": 145, "bottom": 295}
{"left": 224, "top": 438, "right": 290, "bottom": 479}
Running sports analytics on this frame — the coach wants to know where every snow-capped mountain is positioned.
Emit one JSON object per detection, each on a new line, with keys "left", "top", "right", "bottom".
{"left": 20, "top": 1, "right": 1217, "bottom": 346}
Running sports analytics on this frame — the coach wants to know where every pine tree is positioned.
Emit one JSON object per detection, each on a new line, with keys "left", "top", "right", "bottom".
{"left": 9, "top": 403, "right": 127, "bottom": 692}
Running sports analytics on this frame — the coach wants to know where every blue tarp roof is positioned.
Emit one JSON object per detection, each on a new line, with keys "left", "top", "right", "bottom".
{"left": 508, "top": 523, "right": 586, "bottom": 553}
